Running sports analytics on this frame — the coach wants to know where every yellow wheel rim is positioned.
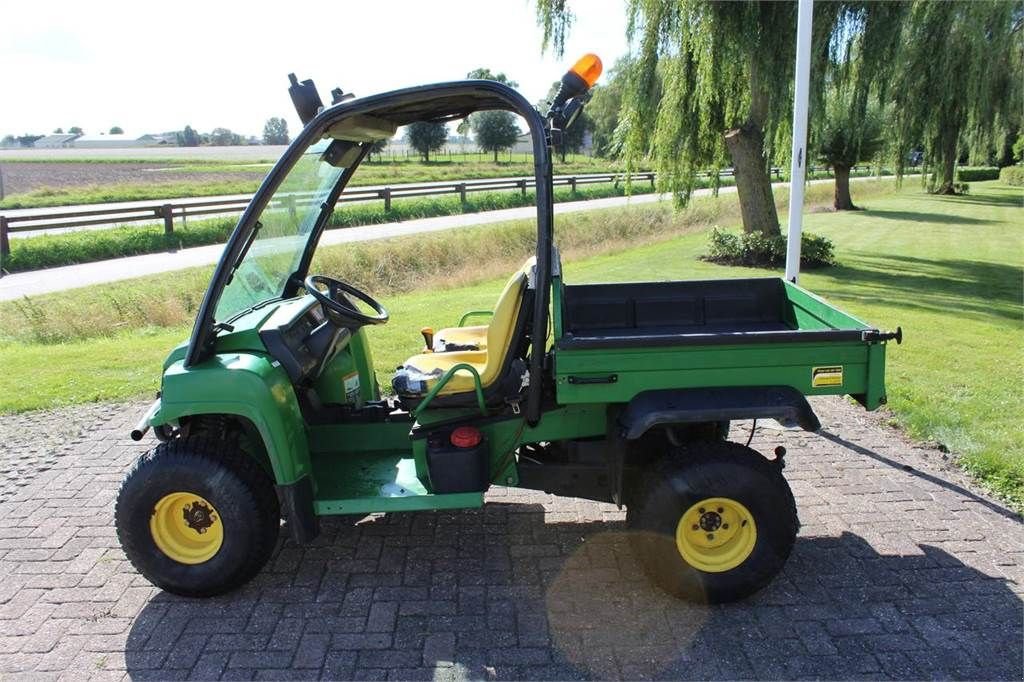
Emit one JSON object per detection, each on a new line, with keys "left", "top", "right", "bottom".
{"left": 149, "top": 492, "right": 223, "bottom": 565}
{"left": 675, "top": 497, "right": 757, "bottom": 573}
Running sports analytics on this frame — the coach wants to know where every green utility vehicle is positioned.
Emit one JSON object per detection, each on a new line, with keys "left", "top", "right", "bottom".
{"left": 116, "top": 56, "right": 900, "bottom": 603}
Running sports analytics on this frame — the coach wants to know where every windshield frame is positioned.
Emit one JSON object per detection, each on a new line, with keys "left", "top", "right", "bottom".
{"left": 184, "top": 80, "right": 553, "bottom": 422}
{"left": 217, "top": 142, "right": 369, "bottom": 323}
{"left": 184, "top": 110, "right": 371, "bottom": 367}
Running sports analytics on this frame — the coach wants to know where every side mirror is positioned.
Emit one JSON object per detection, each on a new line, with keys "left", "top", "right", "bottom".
{"left": 288, "top": 73, "right": 324, "bottom": 125}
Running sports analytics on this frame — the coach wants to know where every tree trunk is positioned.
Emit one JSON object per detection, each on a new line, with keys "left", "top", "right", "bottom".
{"left": 493, "top": 149, "right": 498, "bottom": 163}
{"left": 724, "top": 124, "right": 781, "bottom": 236}
{"left": 833, "top": 165, "right": 856, "bottom": 210}
{"left": 424, "top": 149, "right": 429, "bottom": 163}
{"left": 934, "top": 124, "right": 959, "bottom": 194}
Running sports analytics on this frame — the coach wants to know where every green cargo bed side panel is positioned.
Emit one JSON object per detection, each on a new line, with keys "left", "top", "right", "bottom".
{"left": 155, "top": 353, "right": 311, "bottom": 485}
{"left": 783, "top": 280, "right": 872, "bottom": 330}
{"left": 554, "top": 342, "right": 873, "bottom": 403}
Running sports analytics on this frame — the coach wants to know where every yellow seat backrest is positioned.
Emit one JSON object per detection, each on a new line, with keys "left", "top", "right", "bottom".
{"left": 395, "top": 258, "right": 534, "bottom": 398}
{"left": 478, "top": 262, "right": 531, "bottom": 386}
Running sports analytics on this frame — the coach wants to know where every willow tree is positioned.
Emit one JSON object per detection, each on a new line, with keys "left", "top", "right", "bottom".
{"left": 584, "top": 57, "right": 631, "bottom": 158}
{"left": 814, "top": 93, "right": 883, "bottom": 210}
{"left": 890, "top": 1, "right": 1022, "bottom": 194}
{"left": 536, "top": 1, "right": 904, "bottom": 236}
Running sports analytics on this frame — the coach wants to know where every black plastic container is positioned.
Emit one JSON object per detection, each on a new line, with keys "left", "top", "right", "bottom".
{"left": 426, "top": 431, "right": 489, "bottom": 494}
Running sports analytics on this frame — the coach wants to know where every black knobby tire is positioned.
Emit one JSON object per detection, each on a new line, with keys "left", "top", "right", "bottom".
{"left": 626, "top": 440, "right": 798, "bottom": 604}
{"left": 115, "top": 436, "right": 280, "bottom": 597}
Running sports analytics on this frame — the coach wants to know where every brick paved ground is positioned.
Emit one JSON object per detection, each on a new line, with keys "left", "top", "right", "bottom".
{"left": 0, "top": 397, "right": 1021, "bottom": 680}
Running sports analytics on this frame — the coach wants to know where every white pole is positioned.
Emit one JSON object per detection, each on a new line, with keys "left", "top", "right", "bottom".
{"left": 785, "top": 0, "right": 814, "bottom": 283}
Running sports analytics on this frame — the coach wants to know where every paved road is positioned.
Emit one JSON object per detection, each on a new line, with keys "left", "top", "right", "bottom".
{"left": 0, "top": 192, "right": 665, "bottom": 301}
{"left": 0, "top": 396, "right": 1020, "bottom": 680}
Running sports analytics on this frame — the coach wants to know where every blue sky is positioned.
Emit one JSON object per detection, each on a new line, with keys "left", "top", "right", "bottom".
{"left": 1, "top": 0, "right": 629, "bottom": 137}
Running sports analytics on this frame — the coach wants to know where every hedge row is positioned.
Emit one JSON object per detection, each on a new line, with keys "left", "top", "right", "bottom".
{"left": 998, "top": 165, "right": 1024, "bottom": 187}
{"left": 956, "top": 166, "right": 1000, "bottom": 182}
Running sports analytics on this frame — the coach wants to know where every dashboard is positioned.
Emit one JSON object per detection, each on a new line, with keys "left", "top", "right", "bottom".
{"left": 258, "top": 296, "right": 350, "bottom": 383}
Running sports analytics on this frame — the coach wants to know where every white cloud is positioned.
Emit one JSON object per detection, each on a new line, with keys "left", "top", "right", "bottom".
{"left": 0, "top": 0, "right": 628, "bottom": 137}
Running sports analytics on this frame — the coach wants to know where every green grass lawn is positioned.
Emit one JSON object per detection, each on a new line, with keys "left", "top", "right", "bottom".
{"left": 1, "top": 180, "right": 1019, "bottom": 505}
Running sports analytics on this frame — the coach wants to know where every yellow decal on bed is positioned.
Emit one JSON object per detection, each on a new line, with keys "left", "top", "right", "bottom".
{"left": 811, "top": 365, "right": 844, "bottom": 388}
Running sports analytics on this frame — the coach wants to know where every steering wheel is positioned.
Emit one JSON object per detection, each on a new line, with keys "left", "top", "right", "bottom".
{"left": 304, "top": 275, "right": 389, "bottom": 328}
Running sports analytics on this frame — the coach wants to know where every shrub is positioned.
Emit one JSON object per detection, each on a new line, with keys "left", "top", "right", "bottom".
{"left": 703, "top": 228, "right": 836, "bottom": 269}
{"left": 999, "top": 165, "right": 1024, "bottom": 187}
{"left": 956, "top": 166, "right": 999, "bottom": 182}
{"left": 801, "top": 232, "right": 837, "bottom": 266}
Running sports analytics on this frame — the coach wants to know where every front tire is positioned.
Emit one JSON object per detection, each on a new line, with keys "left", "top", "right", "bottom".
{"left": 115, "top": 436, "right": 280, "bottom": 597}
{"left": 626, "top": 441, "right": 798, "bottom": 603}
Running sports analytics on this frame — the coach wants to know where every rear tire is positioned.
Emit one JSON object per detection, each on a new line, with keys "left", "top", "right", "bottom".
{"left": 115, "top": 436, "right": 280, "bottom": 597}
{"left": 626, "top": 441, "right": 798, "bottom": 603}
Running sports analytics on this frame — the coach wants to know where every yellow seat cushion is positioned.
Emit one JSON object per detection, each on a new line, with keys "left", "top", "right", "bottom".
{"left": 394, "top": 260, "right": 532, "bottom": 398}
{"left": 398, "top": 350, "right": 488, "bottom": 394}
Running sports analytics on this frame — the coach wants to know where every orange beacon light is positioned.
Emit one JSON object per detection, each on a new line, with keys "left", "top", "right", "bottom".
{"left": 569, "top": 53, "right": 603, "bottom": 89}
{"left": 550, "top": 54, "right": 603, "bottom": 112}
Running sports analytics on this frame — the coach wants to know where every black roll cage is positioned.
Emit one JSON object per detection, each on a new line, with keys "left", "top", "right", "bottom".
{"left": 185, "top": 79, "right": 555, "bottom": 424}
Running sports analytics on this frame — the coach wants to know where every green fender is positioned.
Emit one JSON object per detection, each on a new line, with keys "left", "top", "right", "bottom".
{"left": 152, "top": 352, "right": 311, "bottom": 486}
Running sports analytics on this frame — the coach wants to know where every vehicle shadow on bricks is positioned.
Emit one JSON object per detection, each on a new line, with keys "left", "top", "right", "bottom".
{"left": 124, "top": 505, "right": 1023, "bottom": 681}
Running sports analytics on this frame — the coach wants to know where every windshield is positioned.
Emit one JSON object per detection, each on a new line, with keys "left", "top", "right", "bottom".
{"left": 215, "top": 140, "right": 344, "bottom": 321}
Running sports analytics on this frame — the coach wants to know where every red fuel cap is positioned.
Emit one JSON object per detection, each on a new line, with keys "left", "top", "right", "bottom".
{"left": 450, "top": 426, "right": 482, "bottom": 448}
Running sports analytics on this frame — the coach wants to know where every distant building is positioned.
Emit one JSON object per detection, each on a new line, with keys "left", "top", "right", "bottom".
{"left": 33, "top": 133, "right": 81, "bottom": 148}
{"left": 149, "top": 132, "right": 181, "bottom": 145}
{"left": 136, "top": 134, "right": 172, "bottom": 146}
{"left": 512, "top": 133, "right": 533, "bottom": 153}
{"left": 72, "top": 133, "right": 167, "bottom": 149}
{"left": 517, "top": 130, "right": 594, "bottom": 156}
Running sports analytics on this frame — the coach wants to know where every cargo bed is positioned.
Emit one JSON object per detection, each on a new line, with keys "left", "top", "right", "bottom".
{"left": 551, "top": 277, "right": 892, "bottom": 410}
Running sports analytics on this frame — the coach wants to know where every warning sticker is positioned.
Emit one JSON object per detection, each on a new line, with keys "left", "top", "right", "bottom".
{"left": 811, "top": 365, "right": 844, "bottom": 388}
{"left": 343, "top": 372, "right": 361, "bottom": 401}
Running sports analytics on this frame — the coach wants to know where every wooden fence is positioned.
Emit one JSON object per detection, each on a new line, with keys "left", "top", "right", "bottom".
{"left": 0, "top": 165, "right": 864, "bottom": 269}
{"left": 0, "top": 172, "right": 661, "bottom": 259}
